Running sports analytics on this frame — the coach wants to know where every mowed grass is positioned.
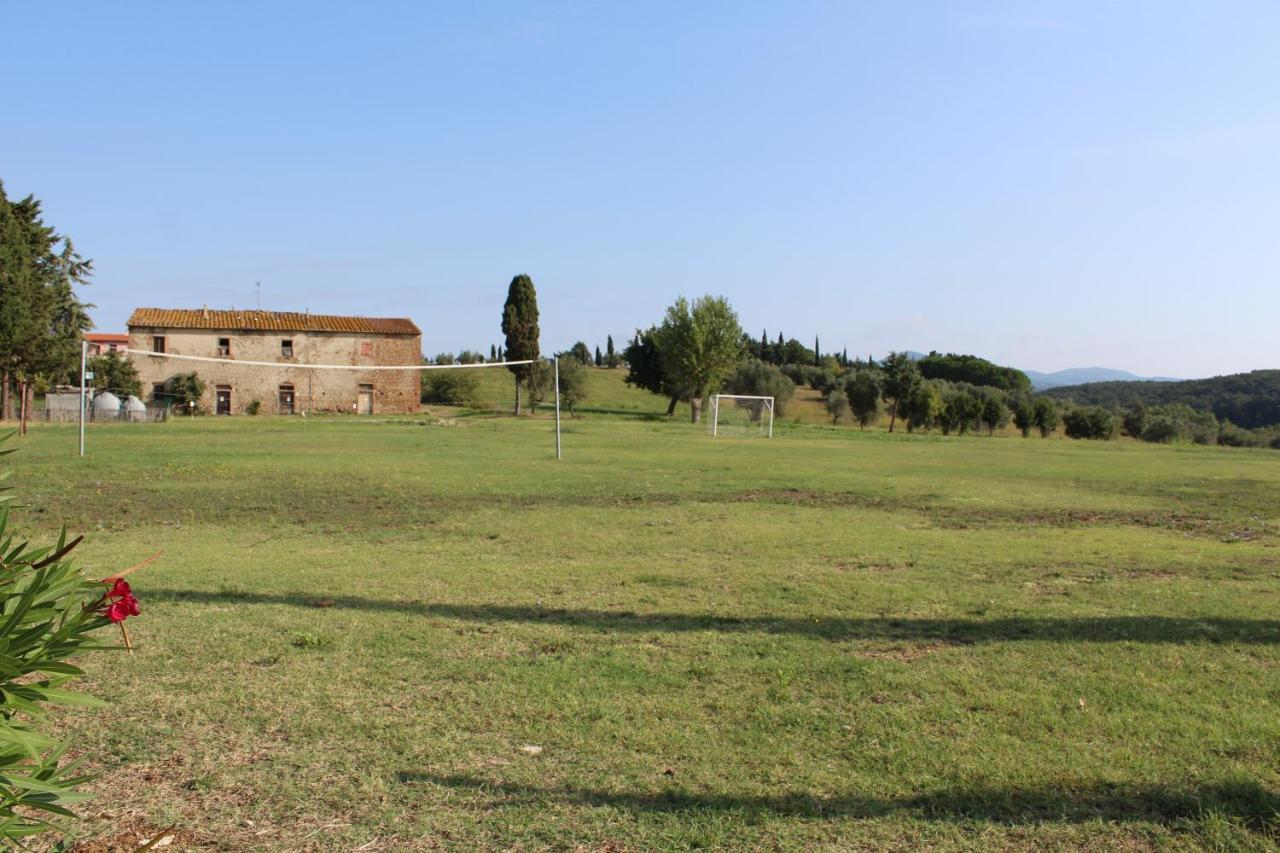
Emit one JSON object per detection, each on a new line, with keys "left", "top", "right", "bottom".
{"left": 10, "top": 412, "right": 1280, "bottom": 850}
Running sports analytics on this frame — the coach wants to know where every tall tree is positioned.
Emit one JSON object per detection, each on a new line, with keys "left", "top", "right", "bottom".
{"left": 0, "top": 185, "right": 92, "bottom": 430}
{"left": 501, "top": 274, "right": 540, "bottom": 415}
{"left": 657, "top": 295, "right": 744, "bottom": 423}
{"left": 0, "top": 182, "right": 36, "bottom": 421}
{"left": 606, "top": 335, "right": 615, "bottom": 359}
{"left": 623, "top": 327, "right": 684, "bottom": 416}
{"left": 880, "top": 351, "right": 921, "bottom": 433}
{"left": 594, "top": 345, "right": 603, "bottom": 367}
{"left": 814, "top": 335, "right": 820, "bottom": 367}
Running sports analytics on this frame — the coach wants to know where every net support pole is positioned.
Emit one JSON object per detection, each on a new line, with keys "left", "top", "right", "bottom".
{"left": 768, "top": 400, "right": 774, "bottom": 438}
{"left": 553, "top": 357, "right": 562, "bottom": 460}
{"left": 712, "top": 395, "right": 718, "bottom": 437}
{"left": 78, "top": 339, "right": 87, "bottom": 457}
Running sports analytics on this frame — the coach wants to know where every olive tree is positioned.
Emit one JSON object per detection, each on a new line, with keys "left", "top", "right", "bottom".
{"left": 656, "top": 295, "right": 743, "bottom": 423}
{"left": 845, "top": 369, "right": 881, "bottom": 430}
{"left": 879, "top": 351, "right": 921, "bottom": 433}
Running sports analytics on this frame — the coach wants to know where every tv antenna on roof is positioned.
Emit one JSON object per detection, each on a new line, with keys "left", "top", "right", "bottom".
{"left": 255, "top": 281, "right": 262, "bottom": 310}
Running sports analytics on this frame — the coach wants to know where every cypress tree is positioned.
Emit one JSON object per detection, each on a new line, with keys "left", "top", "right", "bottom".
{"left": 501, "top": 274, "right": 540, "bottom": 415}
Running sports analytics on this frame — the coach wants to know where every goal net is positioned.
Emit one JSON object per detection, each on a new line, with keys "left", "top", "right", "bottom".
{"left": 709, "top": 394, "right": 774, "bottom": 438}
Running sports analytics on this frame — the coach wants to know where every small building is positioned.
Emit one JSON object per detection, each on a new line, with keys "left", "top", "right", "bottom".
{"left": 86, "top": 333, "right": 129, "bottom": 356}
{"left": 127, "top": 308, "right": 422, "bottom": 415}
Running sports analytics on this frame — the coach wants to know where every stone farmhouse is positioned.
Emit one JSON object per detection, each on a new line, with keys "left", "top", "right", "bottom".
{"left": 127, "top": 308, "right": 422, "bottom": 415}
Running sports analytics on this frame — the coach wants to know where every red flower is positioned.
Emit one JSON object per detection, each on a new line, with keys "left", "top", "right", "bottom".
{"left": 101, "top": 578, "right": 140, "bottom": 623}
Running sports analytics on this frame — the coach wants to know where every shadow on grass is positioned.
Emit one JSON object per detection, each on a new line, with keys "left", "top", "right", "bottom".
{"left": 396, "top": 773, "right": 1279, "bottom": 830}
{"left": 146, "top": 589, "right": 1280, "bottom": 644}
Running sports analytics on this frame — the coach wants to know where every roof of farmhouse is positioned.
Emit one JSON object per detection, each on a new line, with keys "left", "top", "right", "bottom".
{"left": 127, "top": 308, "right": 420, "bottom": 336}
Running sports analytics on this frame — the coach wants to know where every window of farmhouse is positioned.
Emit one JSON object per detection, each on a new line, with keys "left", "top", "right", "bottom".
{"left": 153, "top": 335, "right": 166, "bottom": 353}
{"left": 218, "top": 337, "right": 231, "bottom": 356}
{"left": 281, "top": 339, "right": 293, "bottom": 357}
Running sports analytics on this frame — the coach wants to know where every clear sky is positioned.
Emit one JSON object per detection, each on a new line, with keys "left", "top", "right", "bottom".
{"left": 3, "top": 2, "right": 1277, "bottom": 377}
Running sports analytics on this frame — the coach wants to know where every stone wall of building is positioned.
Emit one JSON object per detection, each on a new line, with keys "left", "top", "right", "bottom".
{"left": 127, "top": 327, "right": 422, "bottom": 415}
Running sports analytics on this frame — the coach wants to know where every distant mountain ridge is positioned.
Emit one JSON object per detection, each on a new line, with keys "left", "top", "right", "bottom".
{"left": 1024, "top": 367, "right": 1180, "bottom": 390}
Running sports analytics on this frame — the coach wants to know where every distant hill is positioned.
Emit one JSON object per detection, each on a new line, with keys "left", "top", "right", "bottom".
{"left": 1025, "top": 367, "right": 1180, "bottom": 390}
{"left": 1043, "top": 370, "right": 1280, "bottom": 429}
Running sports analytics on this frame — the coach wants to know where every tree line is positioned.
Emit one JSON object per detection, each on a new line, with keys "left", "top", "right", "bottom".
{"left": 1044, "top": 370, "right": 1280, "bottom": 430}
{"left": 0, "top": 181, "right": 93, "bottom": 432}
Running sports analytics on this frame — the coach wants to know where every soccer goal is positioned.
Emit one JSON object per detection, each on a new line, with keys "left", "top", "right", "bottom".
{"left": 709, "top": 394, "right": 774, "bottom": 438}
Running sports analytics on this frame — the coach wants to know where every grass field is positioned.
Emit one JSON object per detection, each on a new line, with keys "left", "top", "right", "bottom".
{"left": 10, "top": 407, "right": 1280, "bottom": 850}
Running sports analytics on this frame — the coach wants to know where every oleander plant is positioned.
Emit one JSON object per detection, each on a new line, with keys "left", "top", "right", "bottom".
{"left": 0, "top": 433, "right": 139, "bottom": 844}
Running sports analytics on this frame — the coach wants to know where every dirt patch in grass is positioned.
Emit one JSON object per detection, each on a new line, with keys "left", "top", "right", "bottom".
{"left": 71, "top": 819, "right": 205, "bottom": 852}
{"left": 1125, "top": 569, "right": 1181, "bottom": 580}
{"left": 732, "top": 489, "right": 1273, "bottom": 542}
{"left": 835, "top": 561, "right": 905, "bottom": 573}
{"left": 860, "top": 640, "right": 969, "bottom": 662}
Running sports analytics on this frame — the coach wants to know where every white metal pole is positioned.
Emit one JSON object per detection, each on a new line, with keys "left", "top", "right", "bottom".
{"left": 553, "top": 357, "right": 562, "bottom": 460}
{"left": 768, "top": 399, "right": 774, "bottom": 438}
{"left": 78, "top": 340, "right": 87, "bottom": 457}
{"left": 712, "top": 395, "right": 718, "bottom": 436}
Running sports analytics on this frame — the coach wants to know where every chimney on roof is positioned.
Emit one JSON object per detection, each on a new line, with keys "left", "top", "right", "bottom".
{"left": 202, "top": 304, "right": 209, "bottom": 320}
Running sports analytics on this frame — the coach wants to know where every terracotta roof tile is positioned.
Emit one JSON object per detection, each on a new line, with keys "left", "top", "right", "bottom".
{"left": 127, "top": 308, "right": 420, "bottom": 336}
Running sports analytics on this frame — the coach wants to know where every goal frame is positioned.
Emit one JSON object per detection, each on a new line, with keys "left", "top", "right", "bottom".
{"left": 709, "top": 394, "right": 774, "bottom": 438}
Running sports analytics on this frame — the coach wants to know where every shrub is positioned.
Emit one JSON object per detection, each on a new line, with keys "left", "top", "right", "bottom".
{"left": 939, "top": 389, "right": 982, "bottom": 435}
{"left": 723, "top": 359, "right": 795, "bottom": 416}
{"left": 980, "top": 395, "right": 1010, "bottom": 435}
{"left": 421, "top": 371, "right": 480, "bottom": 406}
{"left": 1135, "top": 404, "right": 1218, "bottom": 445}
{"left": 1012, "top": 397, "right": 1034, "bottom": 437}
{"left": 88, "top": 350, "right": 141, "bottom": 398}
{"left": 845, "top": 369, "right": 882, "bottom": 430}
{"left": 809, "top": 368, "right": 835, "bottom": 393}
{"left": 0, "top": 433, "right": 138, "bottom": 843}
{"left": 779, "top": 364, "right": 818, "bottom": 388}
{"left": 162, "top": 372, "right": 205, "bottom": 414}
{"left": 904, "top": 383, "right": 944, "bottom": 433}
{"left": 1123, "top": 404, "right": 1148, "bottom": 438}
{"left": 824, "top": 390, "right": 849, "bottom": 424}
{"left": 1063, "top": 406, "right": 1118, "bottom": 440}
{"left": 528, "top": 357, "right": 590, "bottom": 414}
{"left": 245, "top": 399, "right": 262, "bottom": 416}
{"left": 1032, "top": 397, "right": 1059, "bottom": 437}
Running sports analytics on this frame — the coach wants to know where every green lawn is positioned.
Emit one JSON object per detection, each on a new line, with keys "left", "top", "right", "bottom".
{"left": 10, "top": 412, "right": 1280, "bottom": 850}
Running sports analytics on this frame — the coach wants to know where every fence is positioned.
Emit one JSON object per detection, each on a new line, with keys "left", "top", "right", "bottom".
{"left": 38, "top": 403, "right": 168, "bottom": 423}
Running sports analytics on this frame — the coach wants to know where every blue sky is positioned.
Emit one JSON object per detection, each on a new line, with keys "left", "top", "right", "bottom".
{"left": 3, "top": 2, "right": 1277, "bottom": 377}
